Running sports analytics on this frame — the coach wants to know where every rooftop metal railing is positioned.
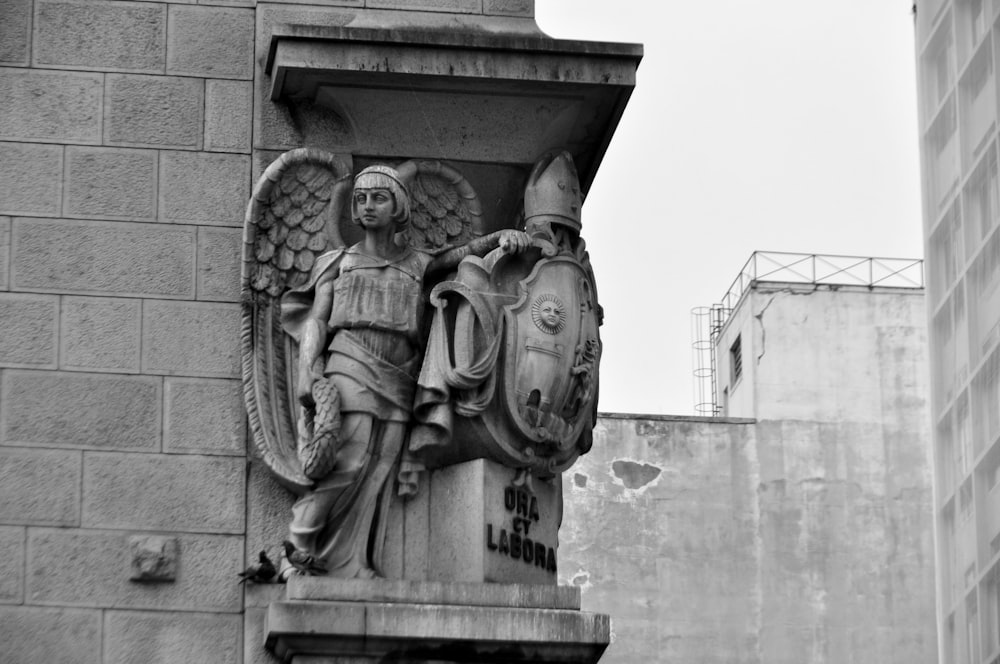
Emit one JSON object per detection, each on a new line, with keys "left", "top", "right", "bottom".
{"left": 691, "top": 251, "right": 924, "bottom": 415}
{"left": 714, "top": 251, "right": 924, "bottom": 329}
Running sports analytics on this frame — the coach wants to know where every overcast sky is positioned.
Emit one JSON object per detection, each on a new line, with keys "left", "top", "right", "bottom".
{"left": 534, "top": 1, "right": 925, "bottom": 416}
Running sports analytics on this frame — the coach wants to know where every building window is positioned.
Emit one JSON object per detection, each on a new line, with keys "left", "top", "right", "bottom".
{"left": 958, "top": 396, "right": 973, "bottom": 476}
{"left": 960, "top": 478, "right": 974, "bottom": 521}
{"left": 967, "top": 592, "right": 981, "bottom": 663}
{"left": 964, "top": 149, "right": 998, "bottom": 254}
{"left": 730, "top": 335, "right": 743, "bottom": 385}
{"left": 922, "top": 20, "right": 953, "bottom": 115}
{"left": 970, "top": 0, "right": 986, "bottom": 46}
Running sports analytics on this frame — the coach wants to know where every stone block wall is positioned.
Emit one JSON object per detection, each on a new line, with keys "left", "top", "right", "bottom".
{"left": 0, "top": 1, "right": 535, "bottom": 662}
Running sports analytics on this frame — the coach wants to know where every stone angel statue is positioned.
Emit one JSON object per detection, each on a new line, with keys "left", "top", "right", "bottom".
{"left": 241, "top": 149, "right": 530, "bottom": 579}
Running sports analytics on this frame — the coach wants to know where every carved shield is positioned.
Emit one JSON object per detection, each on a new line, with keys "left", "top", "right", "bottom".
{"left": 499, "top": 255, "right": 601, "bottom": 452}
{"left": 412, "top": 247, "right": 602, "bottom": 477}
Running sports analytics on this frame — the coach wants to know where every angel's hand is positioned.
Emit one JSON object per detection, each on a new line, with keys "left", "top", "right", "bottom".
{"left": 297, "top": 368, "right": 320, "bottom": 408}
{"left": 499, "top": 230, "right": 531, "bottom": 255}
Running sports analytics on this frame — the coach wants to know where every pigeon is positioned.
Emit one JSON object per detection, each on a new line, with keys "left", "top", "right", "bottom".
{"left": 282, "top": 540, "right": 327, "bottom": 576}
{"left": 237, "top": 550, "right": 277, "bottom": 584}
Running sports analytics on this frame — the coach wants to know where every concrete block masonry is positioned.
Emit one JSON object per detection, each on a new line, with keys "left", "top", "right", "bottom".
{"left": 12, "top": 219, "right": 195, "bottom": 297}
{"left": 253, "top": 70, "right": 299, "bottom": 151}
{"left": 140, "top": 301, "right": 241, "bottom": 377}
{"left": 0, "top": 526, "right": 25, "bottom": 604}
{"left": 0, "top": 217, "right": 8, "bottom": 291}
{"left": 0, "top": 68, "right": 102, "bottom": 144}
{"left": 104, "top": 611, "right": 242, "bottom": 664}
{"left": 164, "top": 377, "right": 246, "bottom": 455}
{"left": 196, "top": 227, "right": 242, "bottom": 302}
{"left": 0, "top": 142, "right": 63, "bottom": 217}
{"left": 0, "top": 293, "right": 58, "bottom": 368}
{"left": 104, "top": 75, "right": 204, "bottom": 150}
{"left": 1, "top": 370, "right": 161, "bottom": 451}
{"left": 167, "top": 5, "right": 254, "bottom": 79}
{"left": 365, "top": 0, "right": 481, "bottom": 13}
{"left": 205, "top": 80, "right": 253, "bottom": 153}
{"left": 33, "top": 0, "right": 166, "bottom": 72}
{"left": 158, "top": 151, "right": 250, "bottom": 225}
{"left": 0, "top": 606, "right": 101, "bottom": 664}
{"left": 0, "top": 447, "right": 80, "bottom": 526}
{"left": 0, "top": 0, "right": 32, "bottom": 65}
{"left": 60, "top": 296, "right": 141, "bottom": 373}
{"left": 82, "top": 452, "right": 245, "bottom": 533}
{"left": 64, "top": 146, "right": 158, "bottom": 220}
{"left": 27, "top": 529, "right": 242, "bottom": 612}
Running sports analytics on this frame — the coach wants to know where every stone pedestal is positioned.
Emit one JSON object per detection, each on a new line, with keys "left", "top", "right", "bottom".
{"left": 250, "top": 17, "right": 633, "bottom": 664}
{"left": 384, "top": 458, "right": 562, "bottom": 586}
{"left": 265, "top": 576, "right": 609, "bottom": 664}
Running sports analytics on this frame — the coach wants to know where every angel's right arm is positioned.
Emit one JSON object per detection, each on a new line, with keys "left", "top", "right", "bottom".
{"left": 425, "top": 229, "right": 531, "bottom": 276}
{"left": 296, "top": 277, "right": 335, "bottom": 407}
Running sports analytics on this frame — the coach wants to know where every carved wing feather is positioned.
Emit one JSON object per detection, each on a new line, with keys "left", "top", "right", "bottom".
{"left": 246, "top": 149, "right": 351, "bottom": 296}
{"left": 241, "top": 148, "right": 350, "bottom": 495}
{"left": 396, "top": 160, "right": 484, "bottom": 254}
{"left": 242, "top": 292, "right": 310, "bottom": 493}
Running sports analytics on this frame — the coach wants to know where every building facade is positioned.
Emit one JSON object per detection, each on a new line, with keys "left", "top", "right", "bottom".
{"left": 0, "top": 1, "right": 605, "bottom": 661}
{"left": 0, "top": 1, "right": 940, "bottom": 660}
{"left": 915, "top": 2, "right": 1000, "bottom": 662}
{"left": 565, "top": 271, "right": 937, "bottom": 663}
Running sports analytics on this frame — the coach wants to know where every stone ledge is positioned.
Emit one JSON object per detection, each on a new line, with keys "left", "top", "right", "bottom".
{"left": 265, "top": 24, "right": 643, "bottom": 64}
{"left": 265, "top": 594, "right": 608, "bottom": 663}
{"left": 285, "top": 575, "right": 580, "bottom": 609}
{"left": 598, "top": 411, "right": 757, "bottom": 424}
{"left": 263, "top": 23, "right": 641, "bottom": 193}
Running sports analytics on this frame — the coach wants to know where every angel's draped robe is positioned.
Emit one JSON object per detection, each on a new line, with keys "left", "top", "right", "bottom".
{"left": 279, "top": 245, "right": 427, "bottom": 576}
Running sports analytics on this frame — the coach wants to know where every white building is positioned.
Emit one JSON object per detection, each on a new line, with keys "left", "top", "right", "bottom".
{"left": 915, "top": 2, "right": 1000, "bottom": 661}
{"left": 565, "top": 253, "right": 936, "bottom": 663}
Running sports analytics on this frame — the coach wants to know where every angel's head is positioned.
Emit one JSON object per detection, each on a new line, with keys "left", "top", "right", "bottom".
{"left": 352, "top": 165, "right": 410, "bottom": 229}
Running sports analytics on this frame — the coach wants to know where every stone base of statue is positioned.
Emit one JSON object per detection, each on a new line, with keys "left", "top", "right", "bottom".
{"left": 264, "top": 576, "right": 609, "bottom": 664}
{"left": 382, "top": 458, "right": 563, "bottom": 586}
{"left": 261, "top": 459, "right": 610, "bottom": 663}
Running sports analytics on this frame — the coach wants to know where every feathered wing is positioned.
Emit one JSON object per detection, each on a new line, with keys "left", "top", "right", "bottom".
{"left": 395, "top": 160, "right": 485, "bottom": 254}
{"left": 241, "top": 148, "right": 351, "bottom": 495}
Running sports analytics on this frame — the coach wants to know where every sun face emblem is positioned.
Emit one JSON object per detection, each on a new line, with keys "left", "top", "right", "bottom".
{"left": 531, "top": 294, "right": 567, "bottom": 334}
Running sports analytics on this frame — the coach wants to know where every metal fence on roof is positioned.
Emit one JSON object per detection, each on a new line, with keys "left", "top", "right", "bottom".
{"left": 691, "top": 251, "right": 924, "bottom": 416}
{"left": 715, "top": 251, "right": 924, "bottom": 322}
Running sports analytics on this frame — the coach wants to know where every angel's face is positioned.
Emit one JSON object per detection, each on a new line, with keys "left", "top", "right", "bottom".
{"left": 354, "top": 188, "right": 395, "bottom": 230}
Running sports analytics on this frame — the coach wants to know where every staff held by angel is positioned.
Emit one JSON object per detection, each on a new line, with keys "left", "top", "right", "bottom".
{"left": 243, "top": 153, "right": 530, "bottom": 580}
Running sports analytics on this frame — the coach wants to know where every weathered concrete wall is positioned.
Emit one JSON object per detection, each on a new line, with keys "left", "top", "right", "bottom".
{"left": 561, "top": 415, "right": 761, "bottom": 662}
{"left": 562, "top": 410, "right": 937, "bottom": 663}
{"left": 566, "top": 285, "right": 936, "bottom": 663}
{"left": 715, "top": 284, "right": 928, "bottom": 423}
